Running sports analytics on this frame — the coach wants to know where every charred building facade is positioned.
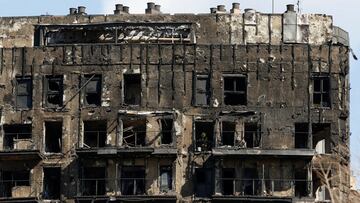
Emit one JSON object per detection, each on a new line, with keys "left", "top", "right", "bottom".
{"left": 0, "top": 3, "right": 351, "bottom": 203}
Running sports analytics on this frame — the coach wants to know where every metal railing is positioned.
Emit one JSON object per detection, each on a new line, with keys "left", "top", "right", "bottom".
{"left": 78, "top": 178, "right": 171, "bottom": 196}
{"left": 0, "top": 180, "right": 39, "bottom": 199}
{"left": 83, "top": 130, "right": 107, "bottom": 148}
{"left": 215, "top": 178, "right": 311, "bottom": 198}
{"left": 3, "top": 132, "right": 34, "bottom": 151}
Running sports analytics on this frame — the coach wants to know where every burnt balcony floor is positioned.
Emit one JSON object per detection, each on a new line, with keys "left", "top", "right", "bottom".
{"left": 212, "top": 148, "right": 315, "bottom": 158}
{"left": 0, "top": 150, "right": 41, "bottom": 161}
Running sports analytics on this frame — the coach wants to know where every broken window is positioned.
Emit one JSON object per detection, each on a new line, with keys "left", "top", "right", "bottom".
{"left": 222, "top": 168, "right": 235, "bottom": 195}
{"left": 194, "top": 74, "right": 210, "bottom": 106}
{"left": 123, "top": 74, "right": 141, "bottom": 105}
{"left": 194, "top": 168, "right": 212, "bottom": 197}
{"left": 313, "top": 74, "right": 330, "bottom": 107}
{"left": 295, "top": 170, "right": 308, "bottom": 197}
{"left": 223, "top": 75, "right": 247, "bottom": 105}
{"left": 45, "top": 121, "right": 62, "bottom": 153}
{"left": 295, "top": 123, "right": 309, "bottom": 149}
{"left": 160, "top": 119, "right": 173, "bottom": 145}
{"left": 121, "top": 166, "right": 145, "bottom": 195}
{"left": 194, "top": 121, "right": 214, "bottom": 152}
{"left": 0, "top": 171, "right": 30, "bottom": 198}
{"left": 44, "top": 76, "right": 63, "bottom": 107}
{"left": 43, "top": 167, "right": 61, "bottom": 199}
{"left": 313, "top": 124, "right": 331, "bottom": 154}
{"left": 81, "top": 167, "right": 106, "bottom": 196}
{"left": 83, "top": 121, "right": 107, "bottom": 148}
{"left": 123, "top": 118, "right": 146, "bottom": 147}
{"left": 160, "top": 166, "right": 172, "bottom": 192}
{"left": 16, "top": 76, "right": 32, "bottom": 109}
{"left": 244, "top": 123, "right": 261, "bottom": 148}
{"left": 242, "top": 167, "right": 260, "bottom": 195}
{"left": 83, "top": 75, "right": 101, "bottom": 106}
{"left": 221, "top": 122, "right": 235, "bottom": 146}
{"left": 3, "top": 124, "right": 32, "bottom": 150}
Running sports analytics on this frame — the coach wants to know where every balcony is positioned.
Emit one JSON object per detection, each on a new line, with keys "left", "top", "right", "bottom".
{"left": 0, "top": 178, "right": 39, "bottom": 202}
{"left": 213, "top": 178, "right": 312, "bottom": 202}
{"left": 76, "top": 130, "right": 177, "bottom": 158}
{"left": 76, "top": 178, "right": 176, "bottom": 202}
{"left": 0, "top": 131, "right": 40, "bottom": 161}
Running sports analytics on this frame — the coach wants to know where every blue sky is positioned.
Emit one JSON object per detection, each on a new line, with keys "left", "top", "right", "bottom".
{"left": 0, "top": 0, "right": 359, "bottom": 185}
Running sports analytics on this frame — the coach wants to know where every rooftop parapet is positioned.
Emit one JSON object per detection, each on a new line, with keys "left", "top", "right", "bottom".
{"left": 0, "top": 3, "right": 348, "bottom": 48}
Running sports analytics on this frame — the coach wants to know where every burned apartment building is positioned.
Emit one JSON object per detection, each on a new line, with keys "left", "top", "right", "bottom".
{"left": 0, "top": 2, "right": 351, "bottom": 203}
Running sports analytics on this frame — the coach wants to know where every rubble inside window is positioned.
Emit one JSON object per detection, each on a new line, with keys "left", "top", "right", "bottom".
{"left": 295, "top": 123, "right": 309, "bottom": 149}
{"left": 36, "top": 23, "right": 192, "bottom": 46}
{"left": 160, "top": 166, "right": 173, "bottom": 192}
{"left": 194, "top": 74, "right": 210, "bottom": 106}
{"left": 0, "top": 170, "right": 30, "bottom": 198}
{"left": 16, "top": 76, "right": 32, "bottom": 109}
{"left": 194, "top": 121, "right": 214, "bottom": 152}
{"left": 313, "top": 74, "right": 330, "bottom": 107}
{"left": 44, "top": 121, "right": 62, "bottom": 153}
{"left": 44, "top": 76, "right": 63, "bottom": 107}
{"left": 244, "top": 123, "right": 261, "bottom": 148}
{"left": 83, "top": 121, "right": 107, "bottom": 148}
{"left": 81, "top": 167, "right": 106, "bottom": 196}
{"left": 124, "top": 74, "right": 141, "bottom": 105}
{"left": 43, "top": 167, "right": 61, "bottom": 199}
{"left": 3, "top": 124, "right": 32, "bottom": 150}
{"left": 121, "top": 166, "right": 145, "bottom": 195}
{"left": 223, "top": 75, "right": 247, "bottom": 106}
{"left": 221, "top": 122, "right": 235, "bottom": 146}
{"left": 160, "top": 119, "right": 173, "bottom": 145}
{"left": 122, "top": 118, "right": 146, "bottom": 147}
{"left": 83, "top": 75, "right": 102, "bottom": 106}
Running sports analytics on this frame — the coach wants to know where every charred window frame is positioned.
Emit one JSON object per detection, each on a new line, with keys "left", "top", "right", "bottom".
{"left": 244, "top": 123, "right": 261, "bottom": 148}
{"left": 123, "top": 74, "right": 142, "bottom": 106}
{"left": 221, "top": 121, "right": 236, "bottom": 146}
{"left": 194, "top": 121, "right": 214, "bottom": 152}
{"left": 122, "top": 117, "right": 146, "bottom": 147}
{"left": 222, "top": 168, "right": 235, "bottom": 195}
{"left": 44, "top": 76, "right": 63, "bottom": 108}
{"left": 295, "top": 123, "right": 309, "bottom": 149}
{"left": 120, "top": 166, "right": 146, "bottom": 195}
{"left": 81, "top": 167, "right": 106, "bottom": 196}
{"left": 194, "top": 74, "right": 211, "bottom": 106}
{"left": 194, "top": 168, "right": 212, "bottom": 197}
{"left": 160, "top": 118, "right": 174, "bottom": 145}
{"left": 15, "top": 76, "right": 32, "bottom": 109}
{"left": 42, "top": 167, "right": 61, "bottom": 200}
{"left": 160, "top": 166, "right": 173, "bottom": 192}
{"left": 44, "top": 121, "right": 62, "bottom": 153}
{"left": 223, "top": 75, "right": 247, "bottom": 106}
{"left": 83, "top": 74, "right": 102, "bottom": 107}
{"left": 3, "top": 124, "right": 32, "bottom": 150}
{"left": 313, "top": 74, "right": 330, "bottom": 108}
{"left": 83, "top": 120, "right": 107, "bottom": 148}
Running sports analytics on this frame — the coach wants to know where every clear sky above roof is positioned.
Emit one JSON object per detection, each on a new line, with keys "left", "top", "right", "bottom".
{"left": 0, "top": 0, "right": 359, "bottom": 186}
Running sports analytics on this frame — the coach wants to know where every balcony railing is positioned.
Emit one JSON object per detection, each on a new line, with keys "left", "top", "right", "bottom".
{"left": 0, "top": 180, "right": 39, "bottom": 199}
{"left": 78, "top": 178, "right": 173, "bottom": 196}
{"left": 215, "top": 178, "right": 311, "bottom": 198}
{"left": 3, "top": 132, "right": 34, "bottom": 151}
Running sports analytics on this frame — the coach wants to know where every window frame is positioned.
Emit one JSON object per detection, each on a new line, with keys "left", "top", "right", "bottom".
{"left": 223, "top": 74, "right": 247, "bottom": 106}
{"left": 44, "top": 75, "right": 64, "bottom": 108}
{"left": 193, "top": 74, "right": 211, "bottom": 106}
{"left": 312, "top": 74, "right": 331, "bottom": 108}
{"left": 83, "top": 74, "right": 102, "bottom": 107}
{"left": 15, "top": 76, "right": 32, "bottom": 109}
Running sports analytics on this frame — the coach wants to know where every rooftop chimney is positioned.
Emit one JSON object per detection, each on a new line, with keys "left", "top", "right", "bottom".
{"left": 217, "top": 5, "right": 226, "bottom": 12}
{"left": 231, "top": 3, "right": 240, "bottom": 14}
{"left": 123, "top": 6, "right": 129, "bottom": 14}
{"left": 78, "top": 6, "right": 86, "bottom": 15}
{"left": 210, "top": 7, "right": 217, "bottom": 14}
{"left": 146, "top": 2, "right": 160, "bottom": 14}
{"left": 69, "top": 8, "right": 77, "bottom": 15}
{"left": 286, "top": 4, "right": 295, "bottom": 12}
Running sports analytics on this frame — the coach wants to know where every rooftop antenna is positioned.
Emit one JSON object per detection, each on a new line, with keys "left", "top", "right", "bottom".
{"left": 297, "top": 0, "right": 301, "bottom": 13}
{"left": 272, "top": 0, "right": 275, "bottom": 13}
